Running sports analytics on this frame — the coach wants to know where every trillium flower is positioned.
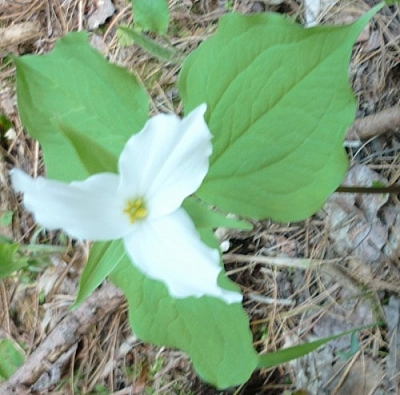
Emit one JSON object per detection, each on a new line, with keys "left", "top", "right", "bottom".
{"left": 11, "top": 104, "right": 242, "bottom": 304}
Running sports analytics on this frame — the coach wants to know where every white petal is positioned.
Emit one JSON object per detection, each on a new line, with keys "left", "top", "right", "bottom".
{"left": 11, "top": 169, "right": 132, "bottom": 240}
{"left": 123, "top": 207, "right": 242, "bottom": 304}
{"left": 118, "top": 104, "right": 212, "bottom": 218}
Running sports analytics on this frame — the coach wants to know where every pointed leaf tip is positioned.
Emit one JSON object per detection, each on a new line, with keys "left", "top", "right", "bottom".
{"left": 179, "top": 8, "right": 382, "bottom": 222}
{"left": 15, "top": 31, "right": 148, "bottom": 182}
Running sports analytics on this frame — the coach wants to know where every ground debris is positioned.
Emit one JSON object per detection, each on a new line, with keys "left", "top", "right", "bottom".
{"left": 87, "top": 0, "right": 115, "bottom": 30}
{"left": 384, "top": 296, "right": 400, "bottom": 393}
{"left": 1, "top": 0, "right": 400, "bottom": 394}
{"left": 324, "top": 163, "right": 389, "bottom": 263}
{"left": 0, "top": 21, "right": 41, "bottom": 51}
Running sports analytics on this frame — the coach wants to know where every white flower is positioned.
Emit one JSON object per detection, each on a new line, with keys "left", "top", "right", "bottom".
{"left": 11, "top": 104, "right": 242, "bottom": 304}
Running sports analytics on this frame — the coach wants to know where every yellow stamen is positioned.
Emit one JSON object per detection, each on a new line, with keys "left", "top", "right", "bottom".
{"left": 123, "top": 198, "right": 148, "bottom": 223}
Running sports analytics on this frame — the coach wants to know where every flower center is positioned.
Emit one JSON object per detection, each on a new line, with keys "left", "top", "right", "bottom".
{"left": 123, "top": 198, "right": 148, "bottom": 223}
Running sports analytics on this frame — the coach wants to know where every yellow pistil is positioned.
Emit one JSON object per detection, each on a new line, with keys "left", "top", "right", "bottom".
{"left": 123, "top": 198, "right": 148, "bottom": 223}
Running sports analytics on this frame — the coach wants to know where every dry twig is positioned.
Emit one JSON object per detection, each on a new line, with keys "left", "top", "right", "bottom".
{"left": 346, "top": 104, "right": 400, "bottom": 140}
{"left": 0, "top": 282, "right": 124, "bottom": 395}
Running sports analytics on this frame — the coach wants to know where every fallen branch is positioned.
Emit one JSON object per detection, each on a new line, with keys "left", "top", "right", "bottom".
{"left": 346, "top": 104, "right": 400, "bottom": 140}
{"left": 0, "top": 282, "right": 124, "bottom": 395}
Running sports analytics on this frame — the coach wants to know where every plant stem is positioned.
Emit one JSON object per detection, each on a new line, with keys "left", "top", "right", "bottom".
{"left": 336, "top": 185, "right": 400, "bottom": 194}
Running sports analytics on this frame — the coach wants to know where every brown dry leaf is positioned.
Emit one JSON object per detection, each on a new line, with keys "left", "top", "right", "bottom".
{"left": 382, "top": 205, "right": 400, "bottom": 258}
{"left": 8, "top": 282, "right": 39, "bottom": 345}
{"left": 309, "top": 260, "right": 376, "bottom": 353}
{"left": 327, "top": 356, "right": 385, "bottom": 395}
{"left": 304, "top": 0, "right": 336, "bottom": 26}
{"left": 288, "top": 340, "right": 337, "bottom": 395}
{"left": 0, "top": 92, "right": 16, "bottom": 120}
{"left": 133, "top": 360, "right": 150, "bottom": 394}
{"left": 363, "top": 29, "right": 381, "bottom": 53}
{"left": 0, "top": 21, "right": 41, "bottom": 50}
{"left": 324, "top": 163, "right": 389, "bottom": 263}
{"left": 290, "top": 344, "right": 385, "bottom": 394}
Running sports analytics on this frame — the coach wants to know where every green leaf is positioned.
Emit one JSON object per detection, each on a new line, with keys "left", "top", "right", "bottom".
{"left": 257, "top": 323, "right": 378, "bottom": 369}
{"left": 15, "top": 32, "right": 149, "bottom": 182}
{"left": 0, "top": 114, "right": 12, "bottom": 133}
{"left": 57, "top": 119, "right": 118, "bottom": 174}
{"left": 117, "top": 26, "right": 179, "bottom": 62}
{"left": 131, "top": 0, "right": 169, "bottom": 34}
{"left": 337, "top": 332, "right": 359, "bottom": 360}
{"left": 0, "top": 339, "right": 24, "bottom": 380}
{"left": 183, "top": 197, "right": 253, "bottom": 231}
{"left": 0, "top": 243, "right": 28, "bottom": 279}
{"left": 0, "top": 235, "right": 12, "bottom": 244}
{"left": 179, "top": 6, "right": 382, "bottom": 222}
{"left": 0, "top": 211, "right": 13, "bottom": 227}
{"left": 72, "top": 240, "right": 126, "bottom": 309}
{"left": 110, "top": 258, "right": 258, "bottom": 389}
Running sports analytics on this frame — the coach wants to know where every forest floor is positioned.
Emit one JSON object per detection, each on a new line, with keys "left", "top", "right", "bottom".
{"left": 1, "top": 0, "right": 400, "bottom": 394}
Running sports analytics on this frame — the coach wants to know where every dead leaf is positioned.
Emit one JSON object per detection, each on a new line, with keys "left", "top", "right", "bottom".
{"left": 382, "top": 205, "right": 400, "bottom": 258}
{"left": 87, "top": 0, "right": 115, "bottom": 30}
{"left": 288, "top": 340, "right": 337, "bottom": 395}
{"left": 0, "top": 22, "right": 41, "bottom": 49}
{"left": 384, "top": 296, "right": 400, "bottom": 392}
{"left": 324, "top": 164, "right": 389, "bottom": 263}
{"left": 304, "top": 0, "right": 336, "bottom": 26}
{"left": 327, "top": 356, "right": 385, "bottom": 395}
